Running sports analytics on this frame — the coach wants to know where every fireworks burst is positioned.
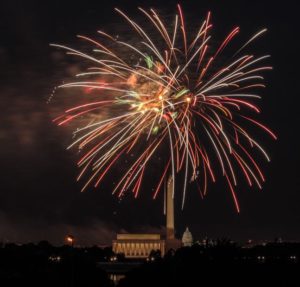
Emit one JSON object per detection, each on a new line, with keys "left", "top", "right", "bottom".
{"left": 52, "top": 6, "right": 276, "bottom": 212}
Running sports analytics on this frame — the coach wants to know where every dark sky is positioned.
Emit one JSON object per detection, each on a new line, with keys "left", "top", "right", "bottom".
{"left": 0, "top": 0, "right": 299, "bottom": 245}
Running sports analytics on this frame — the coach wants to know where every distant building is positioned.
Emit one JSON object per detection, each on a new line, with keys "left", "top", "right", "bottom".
{"left": 194, "top": 237, "right": 217, "bottom": 247}
{"left": 112, "top": 234, "right": 165, "bottom": 258}
{"left": 182, "top": 227, "right": 193, "bottom": 247}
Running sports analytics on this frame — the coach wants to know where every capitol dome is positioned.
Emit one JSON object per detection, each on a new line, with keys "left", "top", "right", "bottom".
{"left": 182, "top": 227, "right": 193, "bottom": 247}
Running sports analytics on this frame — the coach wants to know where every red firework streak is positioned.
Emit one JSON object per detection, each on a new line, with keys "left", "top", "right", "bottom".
{"left": 52, "top": 5, "right": 276, "bottom": 212}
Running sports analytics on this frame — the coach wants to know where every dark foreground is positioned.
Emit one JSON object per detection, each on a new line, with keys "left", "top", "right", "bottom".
{"left": 1, "top": 241, "right": 299, "bottom": 286}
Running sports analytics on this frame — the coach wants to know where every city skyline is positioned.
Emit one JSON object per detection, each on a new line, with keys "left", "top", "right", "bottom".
{"left": 0, "top": 0, "right": 299, "bottom": 246}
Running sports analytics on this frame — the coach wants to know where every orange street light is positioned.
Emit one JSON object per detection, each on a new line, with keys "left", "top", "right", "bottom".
{"left": 66, "top": 235, "right": 75, "bottom": 247}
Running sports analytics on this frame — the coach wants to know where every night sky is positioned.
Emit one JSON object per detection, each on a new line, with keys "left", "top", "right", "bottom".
{"left": 1, "top": 0, "right": 299, "bottom": 245}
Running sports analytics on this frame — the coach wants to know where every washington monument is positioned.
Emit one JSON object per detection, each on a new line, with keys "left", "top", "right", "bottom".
{"left": 165, "top": 175, "right": 180, "bottom": 249}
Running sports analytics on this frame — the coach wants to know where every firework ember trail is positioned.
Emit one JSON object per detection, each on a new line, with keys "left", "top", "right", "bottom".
{"left": 52, "top": 5, "right": 276, "bottom": 212}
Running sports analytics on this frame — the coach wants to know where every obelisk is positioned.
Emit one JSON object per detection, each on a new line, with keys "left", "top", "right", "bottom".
{"left": 166, "top": 175, "right": 175, "bottom": 240}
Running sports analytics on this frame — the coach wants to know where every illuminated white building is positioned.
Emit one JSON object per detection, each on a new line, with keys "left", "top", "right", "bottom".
{"left": 112, "top": 234, "right": 165, "bottom": 258}
{"left": 182, "top": 227, "right": 193, "bottom": 247}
